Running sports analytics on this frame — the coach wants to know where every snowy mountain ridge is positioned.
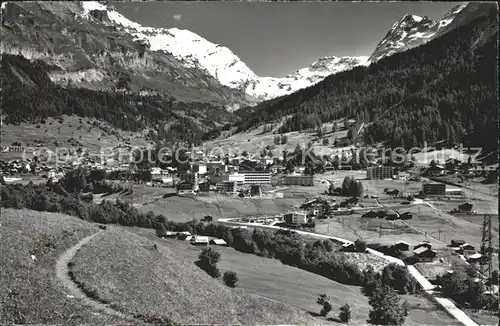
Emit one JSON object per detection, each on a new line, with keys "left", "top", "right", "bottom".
{"left": 78, "top": 1, "right": 369, "bottom": 102}
{"left": 369, "top": 3, "right": 469, "bottom": 62}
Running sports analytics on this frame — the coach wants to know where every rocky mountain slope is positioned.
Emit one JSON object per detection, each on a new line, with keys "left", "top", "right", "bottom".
{"left": 369, "top": 3, "right": 468, "bottom": 62}
{"left": 0, "top": 1, "right": 249, "bottom": 108}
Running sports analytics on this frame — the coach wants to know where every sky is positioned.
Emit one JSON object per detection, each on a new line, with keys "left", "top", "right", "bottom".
{"left": 112, "top": 1, "right": 463, "bottom": 77}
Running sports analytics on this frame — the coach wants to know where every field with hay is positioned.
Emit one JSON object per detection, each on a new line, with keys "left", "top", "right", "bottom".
{"left": 70, "top": 227, "right": 327, "bottom": 325}
{"left": 0, "top": 208, "right": 128, "bottom": 325}
{"left": 124, "top": 226, "right": 459, "bottom": 325}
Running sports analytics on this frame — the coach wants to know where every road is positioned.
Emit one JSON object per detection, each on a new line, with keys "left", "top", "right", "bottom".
{"left": 217, "top": 217, "right": 479, "bottom": 326}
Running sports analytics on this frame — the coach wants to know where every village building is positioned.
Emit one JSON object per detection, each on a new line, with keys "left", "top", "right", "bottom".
{"left": 283, "top": 211, "right": 307, "bottom": 225}
{"left": 283, "top": 173, "right": 314, "bottom": 186}
{"left": 458, "top": 203, "right": 475, "bottom": 213}
{"left": 190, "top": 236, "right": 209, "bottom": 246}
{"left": 366, "top": 166, "right": 395, "bottom": 180}
{"left": 340, "top": 242, "right": 356, "bottom": 252}
{"left": 240, "top": 170, "right": 271, "bottom": 185}
{"left": 210, "top": 239, "right": 228, "bottom": 246}
{"left": 413, "top": 247, "right": 437, "bottom": 262}
{"left": 426, "top": 165, "right": 445, "bottom": 177}
{"left": 422, "top": 182, "right": 446, "bottom": 196}
{"left": 394, "top": 241, "right": 410, "bottom": 251}
{"left": 414, "top": 241, "right": 432, "bottom": 251}
{"left": 216, "top": 181, "right": 237, "bottom": 193}
{"left": 176, "top": 181, "right": 195, "bottom": 195}
{"left": 198, "top": 182, "right": 210, "bottom": 193}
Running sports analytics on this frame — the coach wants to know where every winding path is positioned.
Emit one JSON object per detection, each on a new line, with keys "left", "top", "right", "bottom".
{"left": 55, "top": 230, "right": 136, "bottom": 322}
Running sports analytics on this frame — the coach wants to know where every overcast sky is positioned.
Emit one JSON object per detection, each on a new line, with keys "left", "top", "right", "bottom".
{"left": 113, "top": 1, "right": 463, "bottom": 77}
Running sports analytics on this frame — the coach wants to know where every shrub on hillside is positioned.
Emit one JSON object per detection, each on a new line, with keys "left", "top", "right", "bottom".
{"left": 196, "top": 247, "right": 221, "bottom": 279}
{"left": 316, "top": 294, "right": 332, "bottom": 317}
{"left": 368, "top": 285, "right": 406, "bottom": 326}
{"left": 338, "top": 303, "right": 351, "bottom": 323}
{"left": 223, "top": 271, "right": 238, "bottom": 288}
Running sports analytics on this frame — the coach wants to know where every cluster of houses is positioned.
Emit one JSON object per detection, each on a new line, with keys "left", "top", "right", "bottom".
{"left": 173, "top": 153, "right": 316, "bottom": 196}
{"left": 158, "top": 230, "right": 228, "bottom": 246}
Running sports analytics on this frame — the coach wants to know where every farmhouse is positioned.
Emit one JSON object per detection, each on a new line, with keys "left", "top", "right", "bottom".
{"left": 467, "top": 253, "right": 482, "bottom": 264}
{"left": 413, "top": 247, "right": 437, "bottom": 262}
{"left": 340, "top": 242, "right": 356, "bottom": 252}
{"left": 427, "top": 165, "right": 445, "bottom": 177}
{"left": 458, "top": 203, "right": 475, "bottom": 213}
{"left": 414, "top": 241, "right": 432, "bottom": 251}
{"left": 210, "top": 239, "right": 228, "bottom": 246}
{"left": 450, "top": 239, "right": 466, "bottom": 247}
{"left": 190, "top": 236, "right": 209, "bottom": 245}
{"left": 459, "top": 243, "right": 476, "bottom": 254}
{"left": 394, "top": 241, "right": 410, "bottom": 251}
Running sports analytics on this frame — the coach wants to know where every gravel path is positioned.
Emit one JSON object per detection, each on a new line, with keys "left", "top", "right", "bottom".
{"left": 55, "top": 230, "right": 136, "bottom": 322}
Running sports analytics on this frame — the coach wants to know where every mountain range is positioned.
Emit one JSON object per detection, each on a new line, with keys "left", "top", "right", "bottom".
{"left": 1, "top": 1, "right": 470, "bottom": 105}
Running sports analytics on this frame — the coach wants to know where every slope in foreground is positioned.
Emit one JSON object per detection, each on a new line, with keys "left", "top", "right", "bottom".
{"left": 70, "top": 227, "right": 326, "bottom": 325}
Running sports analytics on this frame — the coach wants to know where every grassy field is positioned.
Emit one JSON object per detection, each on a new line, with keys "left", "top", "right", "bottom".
{"left": 139, "top": 193, "right": 306, "bottom": 222}
{"left": 314, "top": 201, "right": 500, "bottom": 251}
{"left": 1, "top": 116, "right": 150, "bottom": 160}
{"left": 70, "top": 226, "right": 328, "bottom": 325}
{"left": 124, "top": 226, "right": 460, "bottom": 325}
{"left": 0, "top": 208, "right": 127, "bottom": 325}
{"left": 205, "top": 120, "right": 353, "bottom": 158}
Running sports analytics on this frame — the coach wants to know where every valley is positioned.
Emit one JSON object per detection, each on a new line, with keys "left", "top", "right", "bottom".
{"left": 1, "top": 1, "right": 498, "bottom": 326}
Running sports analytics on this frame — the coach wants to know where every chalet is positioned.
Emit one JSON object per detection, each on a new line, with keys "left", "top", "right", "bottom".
{"left": 450, "top": 239, "right": 466, "bottom": 247}
{"left": 459, "top": 243, "right": 476, "bottom": 254}
{"left": 210, "top": 239, "right": 228, "bottom": 246}
{"left": 413, "top": 247, "right": 437, "bottom": 262}
{"left": 458, "top": 203, "right": 475, "bottom": 213}
{"left": 163, "top": 231, "right": 177, "bottom": 239}
{"left": 362, "top": 210, "right": 378, "bottom": 218}
{"left": 467, "top": 253, "right": 482, "bottom": 264}
{"left": 340, "top": 242, "right": 356, "bottom": 252}
{"left": 190, "top": 236, "right": 209, "bottom": 246}
{"left": 177, "top": 231, "right": 192, "bottom": 240}
{"left": 414, "top": 241, "right": 432, "bottom": 251}
{"left": 394, "top": 241, "right": 410, "bottom": 251}
{"left": 427, "top": 165, "right": 445, "bottom": 177}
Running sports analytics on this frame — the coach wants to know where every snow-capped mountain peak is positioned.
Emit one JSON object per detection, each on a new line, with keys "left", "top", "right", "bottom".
{"left": 77, "top": 1, "right": 369, "bottom": 102}
{"left": 369, "top": 3, "right": 468, "bottom": 62}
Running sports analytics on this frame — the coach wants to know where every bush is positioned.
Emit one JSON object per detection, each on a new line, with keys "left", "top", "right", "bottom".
{"left": 368, "top": 285, "right": 406, "bottom": 326}
{"left": 196, "top": 247, "right": 221, "bottom": 278}
{"left": 317, "top": 294, "right": 332, "bottom": 317}
{"left": 223, "top": 271, "right": 238, "bottom": 288}
{"left": 339, "top": 303, "right": 351, "bottom": 323}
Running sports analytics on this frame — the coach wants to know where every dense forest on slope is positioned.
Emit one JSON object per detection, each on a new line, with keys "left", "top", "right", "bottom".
{"left": 235, "top": 4, "right": 498, "bottom": 152}
{"left": 1, "top": 54, "right": 235, "bottom": 145}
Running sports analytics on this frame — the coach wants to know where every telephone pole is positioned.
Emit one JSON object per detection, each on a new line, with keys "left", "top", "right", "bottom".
{"left": 480, "top": 214, "right": 493, "bottom": 286}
